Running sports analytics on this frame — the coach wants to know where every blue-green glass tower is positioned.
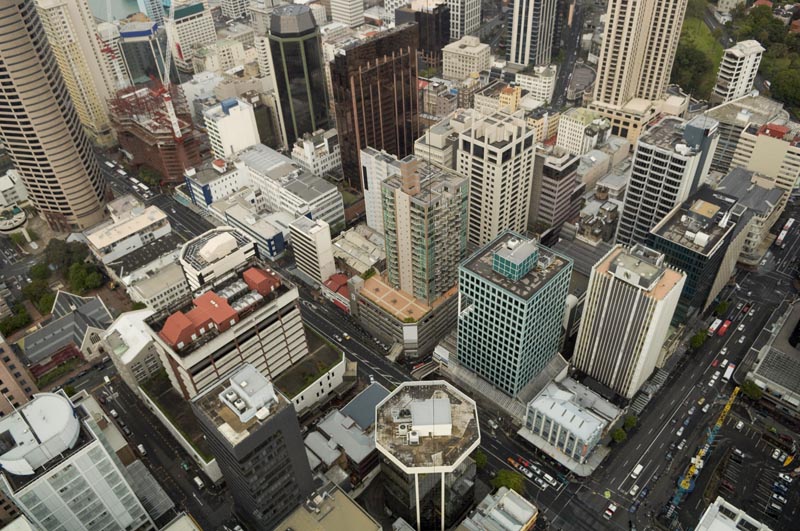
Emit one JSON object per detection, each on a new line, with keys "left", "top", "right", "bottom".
{"left": 457, "top": 231, "right": 573, "bottom": 395}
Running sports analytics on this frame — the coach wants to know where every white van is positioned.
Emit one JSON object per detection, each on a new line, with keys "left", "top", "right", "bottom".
{"left": 720, "top": 359, "right": 729, "bottom": 369}
{"left": 193, "top": 476, "right": 205, "bottom": 490}
{"left": 136, "top": 444, "right": 146, "bottom": 456}
{"left": 542, "top": 473, "right": 557, "bottom": 487}
{"left": 631, "top": 464, "right": 643, "bottom": 479}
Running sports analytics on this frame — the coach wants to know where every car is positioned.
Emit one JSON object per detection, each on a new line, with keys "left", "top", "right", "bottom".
{"left": 628, "top": 500, "right": 640, "bottom": 514}
{"left": 683, "top": 418, "right": 690, "bottom": 427}
{"left": 772, "top": 493, "right": 788, "bottom": 504}
{"left": 676, "top": 427, "right": 685, "bottom": 437}
{"left": 702, "top": 404, "right": 710, "bottom": 413}
{"left": 677, "top": 439, "right": 687, "bottom": 451}
{"left": 603, "top": 503, "right": 618, "bottom": 520}
{"left": 709, "top": 379, "right": 716, "bottom": 387}
{"left": 735, "top": 421, "right": 744, "bottom": 430}
{"left": 136, "top": 444, "right": 147, "bottom": 456}
{"left": 720, "top": 480, "right": 735, "bottom": 491}
{"left": 698, "top": 397, "right": 706, "bottom": 405}
{"left": 772, "top": 448, "right": 782, "bottom": 460}
{"left": 534, "top": 477, "right": 548, "bottom": 490}
{"left": 121, "top": 426, "right": 132, "bottom": 437}
{"left": 334, "top": 334, "right": 342, "bottom": 342}
{"left": 521, "top": 467, "right": 533, "bottom": 479}
{"left": 193, "top": 476, "right": 205, "bottom": 490}
{"left": 529, "top": 464, "right": 542, "bottom": 475}
{"left": 518, "top": 456, "right": 530, "bottom": 467}
{"left": 738, "top": 336, "right": 745, "bottom": 344}
{"left": 773, "top": 482, "right": 789, "bottom": 495}
{"left": 382, "top": 345, "right": 389, "bottom": 351}
{"left": 736, "top": 302, "right": 744, "bottom": 310}
{"left": 779, "top": 452, "right": 788, "bottom": 462}
{"left": 720, "top": 347, "right": 728, "bottom": 356}
{"left": 737, "top": 323, "right": 745, "bottom": 332}
{"left": 639, "top": 487, "right": 649, "bottom": 499}
{"left": 778, "top": 433, "right": 793, "bottom": 443}
{"left": 720, "top": 358, "right": 729, "bottom": 368}
{"left": 629, "top": 485, "right": 640, "bottom": 496}
{"left": 711, "top": 359, "right": 719, "bottom": 367}
{"left": 343, "top": 333, "right": 350, "bottom": 340}
{"left": 688, "top": 406, "right": 696, "bottom": 415}
{"left": 507, "top": 457, "right": 519, "bottom": 469}
{"left": 777, "top": 473, "right": 793, "bottom": 484}
{"left": 665, "top": 452, "right": 673, "bottom": 461}
{"left": 109, "top": 409, "right": 119, "bottom": 418}
{"left": 713, "top": 371, "right": 721, "bottom": 379}
{"left": 742, "top": 304, "right": 750, "bottom": 313}
{"left": 732, "top": 448, "right": 745, "bottom": 460}
{"left": 669, "top": 441, "right": 677, "bottom": 451}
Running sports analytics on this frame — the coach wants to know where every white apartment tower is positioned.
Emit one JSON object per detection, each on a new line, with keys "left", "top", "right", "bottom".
{"left": 573, "top": 245, "right": 686, "bottom": 398}
{"left": 508, "top": 0, "right": 557, "bottom": 67}
{"left": 204, "top": 98, "right": 261, "bottom": 159}
{"left": 0, "top": 392, "right": 156, "bottom": 531}
{"left": 289, "top": 216, "right": 336, "bottom": 284}
{"left": 448, "top": 0, "right": 481, "bottom": 40}
{"left": 138, "top": 0, "right": 165, "bottom": 25}
{"left": 556, "top": 108, "right": 611, "bottom": 156}
{"left": 711, "top": 40, "right": 765, "bottom": 105}
{"left": 221, "top": 0, "right": 249, "bottom": 19}
{"left": 360, "top": 147, "right": 400, "bottom": 235}
{"left": 165, "top": 0, "right": 218, "bottom": 73}
{"left": 36, "top": 0, "right": 118, "bottom": 147}
{"left": 457, "top": 111, "right": 537, "bottom": 246}
{"left": 331, "top": 0, "right": 364, "bottom": 28}
{"left": 442, "top": 36, "right": 491, "bottom": 80}
{"left": 616, "top": 115, "right": 720, "bottom": 247}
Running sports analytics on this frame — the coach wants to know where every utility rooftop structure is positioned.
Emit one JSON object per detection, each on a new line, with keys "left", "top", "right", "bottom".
{"left": 375, "top": 381, "right": 480, "bottom": 473}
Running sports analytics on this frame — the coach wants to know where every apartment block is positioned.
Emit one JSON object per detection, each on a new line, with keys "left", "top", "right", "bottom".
{"left": 289, "top": 217, "right": 336, "bottom": 284}
{"left": 86, "top": 200, "right": 171, "bottom": 264}
{"left": 204, "top": 98, "right": 260, "bottom": 159}
{"left": 447, "top": 0, "right": 481, "bottom": 40}
{"left": 442, "top": 36, "right": 491, "bottom": 80}
{"left": 291, "top": 129, "right": 342, "bottom": 177}
{"left": 556, "top": 108, "right": 611, "bottom": 156}
{"left": 711, "top": 40, "right": 764, "bottom": 105}
{"left": 165, "top": 1, "right": 218, "bottom": 73}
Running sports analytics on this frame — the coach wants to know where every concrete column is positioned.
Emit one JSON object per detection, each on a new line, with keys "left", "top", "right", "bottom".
{"left": 415, "top": 473, "right": 421, "bottom": 531}
{"left": 441, "top": 471, "right": 446, "bottom": 531}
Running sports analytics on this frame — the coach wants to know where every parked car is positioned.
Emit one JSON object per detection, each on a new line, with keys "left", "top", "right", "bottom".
{"left": 738, "top": 336, "right": 746, "bottom": 344}
{"left": 629, "top": 485, "right": 640, "bottom": 497}
{"left": 603, "top": 503, "right": 617, "bottom": 520}
{"left": 676, "top": 427, "right": 684, "bottom": 437}
{"left": 777, "top": 473, "right": 793, "bottom": 484}
{"left": 535, "top": 477, "right": 548, "bottom": 490}
{"left": 677, "top": 439, "right": 687, "bottom": 451}
{"left": 735, "top": 421, "right": 744, "bottom": 431}
{"left": 702, "top": 404, "right": 710, "bottom": 413}
{"left": 688, "top": 407, "right": 696, "bottom": 415}
{"left": 772, "top": 448, "right": 782, "bottom": 460}
{"left": 121, "top": 426, "right": 132, "bottom": 437}
{"left": 772, "top": 493, "right": 788, "bottom": 505}
{"left": 110, "top": 409, "right": 119, "bottom": 418}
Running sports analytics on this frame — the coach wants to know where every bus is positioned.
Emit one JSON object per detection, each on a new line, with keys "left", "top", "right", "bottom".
{"left": 116, "top": 169, "right": 127, "bottom": 177}
{"left": 103, "top": 161, "right": 115, "bottom": 169}
{"left": 722, "top": 364, "right": 736, "bottom": 383}
{"left": 718, "top": 320, "right": 732, "bottom": 336}
{"left": 776, "top": 230, "right": 788, "bottom": 248}
{"left": 130, "top": 178, "right": 142, "bottom": 186}
{"left": 708, "top": 318, "right": 723, "bottom": 336}
{"left": 783, "top": 218, "right": 795, "bottom": 232}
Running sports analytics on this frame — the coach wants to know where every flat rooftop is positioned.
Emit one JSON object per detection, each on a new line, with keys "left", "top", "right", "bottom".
{"left": 180, "top": 227, "right": 254, "bottom": 271}
{"left": 461, "top": 111, "right": 528, "bottom": 150}
{"left": 108, "top": 231, "right": 185, "bottom": 278}
{"left": 375, "top": 381, "right": 479, "bottom": 472}
{"left": 695, "top": 496, "right": 772, "bottom": 531}
{"left": 381, "top": 160, "right": 466, "bottom": 209}
{"left": 750, "top": 302, "right": 800, "bottom": 397}
{"left": 86, "top": 206, "right": 168, "bottom": 250}
{"left": 273, "top": 327, "right": 343, "bottom": 399}
{"left": 638, "top": 116, "right": 693, "bottom": 152}
{"left": 717, "top": 168, "right": 785, "bottom": 216}
{"left": 705, "top": 93, "right": 788, "bottom": 126}
{"left": 598, "top": 245, "right": 685, "bottom": 300}
{"left": 273, "top": 482, "right": 381, "bottom": 531}
{"left": 360, "top": 275, "right": 456, "bottom": 322}
{"left": 463, "top": 232, "right": 571, "bottom": 301}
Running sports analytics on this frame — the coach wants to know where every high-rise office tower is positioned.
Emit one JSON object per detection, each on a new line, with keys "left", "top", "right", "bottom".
{"left": 221, "top": 0, "right": 249, "bottom": 19}
{"left": 528, "top": 146, "right": 583, "bottom": 234}
{"left": 508, "top": 0, "right": 557, "bottom": 67}
{"left": 616, "top": 115, "right": 719, "bottom": 247}
{"left": 0, "top": 0, "right": 106, "bottom": 231}
{"left": 331, "top": 0, "right": 364, "bottom": 28}
{"left": 589, "top": 0, "right": 688, "bottom": 140}
{"left": 711, "top": 40, "right": 765, "bottom": 105}
{"left": 269, "top": 5, "right": 330, "bottom": 148}
{"left": 138, "top": 0, "right": 165, "bottom": 25}
{"left": 164, "top": 0, "right": 217, "bottom": 73}
{"left": 573, "top": 245, "right": 686, "bottom": 399}
{"left": 119, "top": 21, "right": 176, "bottom": 86}
{"left": 396, "top": 0, "right": 451, "bottom": 70}
{"left": 98, "top": 22, "right": 131, "bottom": 88}
{"left": 192, "top": 364, "right": 314, "bottom": 530}
{"left": 332, "top": 24, "right": 420, "bottom": 191}
{"left": 381, "top": 156, "right": 468, "bottom": 305}
{"left": 447, "top": 0, "right": 480, "bottom": 40}
{"left": 456, "top": 111, "right": 536, "bottom": 246}
{"left": 36, "top": 0, "right": 117, "bottom": 148}
{"left": 458, "top": 231, "right": 572, "bottom": 395}
{"left": 289, "top": 216, "right": 336, "bottom": 284}
{"left": 616, "top": 116, "right": 719, "bottom": 245}
{"left": 0, "top": 391, "right": 155, "bottom": 530}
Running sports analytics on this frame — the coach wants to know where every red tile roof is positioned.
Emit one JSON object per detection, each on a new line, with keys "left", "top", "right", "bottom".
{"left": 753, "top": 0, "right": 772, "bottom": 7}
{"left": 759, "top": 123, "right": 790, "bottom": 139}
{"left": 243, "top": 267, "right": 281, "bottom": 296}
{"left": 193, "top": 291, "right": 238, "bottom": 331}
{"left": 159, "top": 312, "right": 195, "bottom": 349}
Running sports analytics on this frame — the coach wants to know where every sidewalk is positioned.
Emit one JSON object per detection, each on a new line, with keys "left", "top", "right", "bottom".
{"left": 517, "top": 427, "right": 610, "bottom": 477}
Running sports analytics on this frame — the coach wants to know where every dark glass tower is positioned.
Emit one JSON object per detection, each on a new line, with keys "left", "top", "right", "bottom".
{"left": 269, "top": 5, "right": 330, "bottom": 147}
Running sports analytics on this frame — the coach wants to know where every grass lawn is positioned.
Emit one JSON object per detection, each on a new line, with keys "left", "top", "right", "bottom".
{"left": 679, "top": 17, "right": 724, "bottom": 98}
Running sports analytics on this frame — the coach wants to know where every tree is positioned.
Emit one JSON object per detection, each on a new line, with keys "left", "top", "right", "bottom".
{"left": 29, "top": 262, "right": 50, "bottom": 281}
{"left": 741, "top": 379, "right": 763, "bottom": 400}
{"left": 491, "top": 470, "right": 525, "bottom": 494}
{"left": 9, "top": 232, "right": 25, "bottom": 246}
{"left": 64, "top": 385, "right": 76, "bottom": 397}
{"left": 0, "top": 305, "right": 31, "bottom": 336}
{"left": 714, "top": 301, "right": 729, "bottom": 316}
{"left": 131, "top": 301, "right": 148, "bottom": 311}
{"left": 22, "top": 279, "right": 51, "bottom": 304}
{"left": 611, "top": 429, "right": 627, "bottom": 443}
{"left": 36, "top": 292, "right": 55, "bottom": 315}
{"left": 624, "top": 415, "right": 638, "bottom": 431}
{"left": 473, "top": 449, "right": 488, "bottom": 470}
{"left": 690, "top": 331, "right": 707, "bottom": 350}
{"left": 69, "top": 262, "right": 88, "bottom": 294}
{"left": 671, "top": 42, "right": 714, "bottom": 97}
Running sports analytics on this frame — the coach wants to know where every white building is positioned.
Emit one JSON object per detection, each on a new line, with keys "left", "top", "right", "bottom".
{"left": 179, "top": 227, "right": 257, "bottom": 292}
{"left": 85, "top": 203, "right": 171, "bottom": 264}
{"left": 573, "top": 245, "right": 686, "bottom": 399}
{"left": 360, "top": 147, "right": 400, "bottom": 235}
{"left": 515, "top": 65, "right": 558, "bottom": 104}
{"left": 221, "top": 0, "right": 249, "bottom": 19}
{"left": 204, "top": 98, "right": 261, "bottom": 159}
{"left": 448, "top": 0, "right": 481, "bottom": 40}
{"left": 291, "top": 129, "right": 342, "bottom": 177}
{"left": 508, "top": 0, "right": 557, "bottom": 66}
{"left": 556, "top": 107, "right": 611, "bottom": 156}
{"left": 128, "top": 262, "right": 191, "bottom": 312}
{"left": 165, "top": 1, "right": 218, "bottom": 72}
{"left": 102, "top": 309, "right": 165, "bottom": 397}
{"left": 331, "top": 0, "right": 364, "bottom": 28}
{"left": 0, "top": 170, "right": 28, "bottom": 207}
{"left": 711, "top": 40, "right": 764, "bottom": 105}
{"left": 457, "top": 111, "right": 537, "bottom": 246}
{"left": 192, "top": 39, "right": 248, "bottom": 74}
{"left": 289, "top": 217, "right": 336, "bottom": 284}
{"left": 185, "top": 159, "right": 248, "bottom": 208}
{"left": 0, "top": 392, "right": 155, "bottom": 531}
{"left": 137, "top": 0, "right": 164, "bottom": 25}
{"left": 461, "top": 487, "right": 538, "bottom": 531}
{"left": 696, "top": 497, "right": 772, "bottom": 531}
{"left": 442, "top": 36, "right": 491, "bottom": 81}
{"left": 223, "top": 201, "right": 291, "bottom": 260}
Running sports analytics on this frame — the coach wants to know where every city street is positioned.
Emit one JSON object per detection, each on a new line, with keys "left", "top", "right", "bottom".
{"left": 553, "top": 0, "right": 585, "bottom": 108}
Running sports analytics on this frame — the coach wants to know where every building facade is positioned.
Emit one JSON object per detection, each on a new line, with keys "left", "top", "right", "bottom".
{"left": 457, "top": 111, "right": 536, "bottom": 246}
{"left": 442, "top": 36, "right": 491, "bottom": 81}
{"left": 447, "top": 0, "right": 480, "bottom": 40}
{"left": 204, "top": 98, "right": 261, "bottom": 159}
{"left": 508, "top": 0, "right": 557, "bottom": 67}
{"left": 529, "top": 146, "right": 583, "bottom": 233}
{"left": 0, "top": 0, "right": 107, "bottom": 231}
{"left": 556, "top": 108, "right": 610, "bottom": 156}
{"left": 458, "top": 232, "right": 572, "bottom": 395}
{"left": 291, "top": 128, "right": 342, "bottom": 177}
{"left": 289, "top": 216, "right": 336, "bottom": 284}
{"left": 573, "top": 245, "right": 686, "bottom": 398}
{"left": 164, "top": 1, "right": 217, "bottom": 73}
{"left": 711, "top": 40, "right": 765, "bottom": 105}
{"left": 269, "top": 5, "right": 330, "bottom": 148}
{"left": 331, "top": 0, "right": 364, "bottom": 28}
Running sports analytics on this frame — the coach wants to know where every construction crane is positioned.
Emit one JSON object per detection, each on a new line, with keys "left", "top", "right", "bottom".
{"left": 95, "top": 0, "right": 129, "bottom": 89}
{"left": 670, "top": 386, "right": 740, "bottom": 509}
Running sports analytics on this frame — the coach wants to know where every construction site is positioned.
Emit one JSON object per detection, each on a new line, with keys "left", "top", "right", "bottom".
{"left": 109, "top": 83, "right": 201, "bottom": 185}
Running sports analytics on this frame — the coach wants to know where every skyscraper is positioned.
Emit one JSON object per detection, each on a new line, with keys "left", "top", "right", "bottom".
{"left": 221, "top": 0, "right": 249, "bottom": 19}
{"left": 164, "top": 0, "right": 217, "bottom": 73}
{"left": 573, "top": 245, "right": 685, "bottom": 399}
{"left": 458, "top": 231, "right": 572, "bottom": 395}
{"left": 447, "top": 0, "right": 481, "bottom": 40}
{"left": 395, "top": 0, "right": 451, "bottom": 70}
{"left": 330, "top": 0, "right": 364, "bottom": 28}
{"left": 616, "top": 115, "right": 719, "bottom": 247}
{"left": 508, "top": 0, "right": 557, "bottom": 67}
{"left": 381, "top": 156, "right": 468, "bottom": 305}
{"left": 0, "top": 391, "right": 155, "bottom": 530}
{"left": 36, "top": 0, "right": 118, "bottom": 148}
{"left": 119, "top": 21, "right": 176, "bottom": 86}
{"left": 456, "top": 111, "right": 536, "bottom": 246}
{"left": 332, "top": 24, "right": 420, "bottom": 191}
{"left": 0, "top": 0, "right": 106, "bottom": 231}
{"left": 711, "top": 40, "right": 765, "bottom": 105}
{"left": 192, "top": 364, "right": 314, "bottom": 530}
{"left": 528, "top": 146, "right": 583, "bottom": 234}
{"left": 589, "top": 0, "right": 688, "bottom": 140}
{"left": 137, "top": 0, "right": 165, "bottom": 25}
{"left": 269, "top": 4, "right": 330, "bottom": 148}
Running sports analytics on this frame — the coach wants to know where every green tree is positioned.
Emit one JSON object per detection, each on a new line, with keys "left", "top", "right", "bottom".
{"left": 68, "top": 263, "right": 88, "bottom": 294}
{"left": 714, "top": 301, "right": 730, "bottom": 316}
{"left": 36, "top": 292, "right": 55, "bottom": 315}
{"left": 741, "top": 379, "right": 763, "bottom": 400}
{"left": 9, "top": 232, "right": 25, "bottom": 246}
{"left": 473, "top": 449, "right": 488, "bottom": 470}
{"left": 22, "top": 279, "right": 51, "bottom": 304}
{"left": 690, "top": 331, "right": 707, "bottom": 350}
{"left": 0, "top": 305, "right": 31, "bottom": 336}
{"left": 491, "top": 470, "right": 525, "bottom": 494}
{"left": 131, "top": 302, "right": 148, "bottom": 311}
{"left": 611, "top": 429, "right": 627, "bottom": 443}
{"left": 64, "top": 385, "right": 76, "bottom": 397}
{"left": 671, "top": 43, "right": 714, "bottom": 97}
{"left": 29, "top": 262, "right": 50, "bottom": 281}
{"left": 624, "top": 415, "right": 638, "bottom": 431}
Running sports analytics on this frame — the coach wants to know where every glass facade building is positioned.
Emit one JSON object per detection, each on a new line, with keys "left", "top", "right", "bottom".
{"left": 269, "top": 5, "right": 330, "bottom": 147}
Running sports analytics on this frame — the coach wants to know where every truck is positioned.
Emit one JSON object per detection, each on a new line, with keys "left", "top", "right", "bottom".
{"left": 722, "top": 364, "right": 735, "bottom": 383}
{"left": 631, "top": 464, "right": 643, "bottom": 479}
{"left": 717, "top": 320, "right": 732, "bottom": 336}
{"left": 708, "top": 318, "right": 723, "bottom": 336}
